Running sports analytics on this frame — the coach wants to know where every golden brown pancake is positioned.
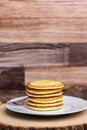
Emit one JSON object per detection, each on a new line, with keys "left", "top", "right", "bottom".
{"left": 28, "top": 104, "right": 63, "bottom": 111}
{"left": 26, "top": 91, "right": 63, "bottom": 98}
{"left": 26, "top": 88, "right": 62, "bottom": 95}
{"left": 29, "top": 95, "right": 63, "bottom": 104}
{"left": 27, "top": 80, "right": 64, "bottom": 90}
{"left": 28, "top": 100, "right": 63, "bottom": 107}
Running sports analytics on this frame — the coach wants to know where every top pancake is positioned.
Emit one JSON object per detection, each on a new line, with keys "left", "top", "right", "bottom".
{"left": 27, "top": 80, "right": 64, "bottom": 90}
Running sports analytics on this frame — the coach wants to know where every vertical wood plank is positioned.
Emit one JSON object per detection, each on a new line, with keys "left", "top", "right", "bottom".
{"left": 0, "top": 67, "right": 24, "bottom": 89}
{"left": 70, "top": 44, "right": 87, "bottom": 66}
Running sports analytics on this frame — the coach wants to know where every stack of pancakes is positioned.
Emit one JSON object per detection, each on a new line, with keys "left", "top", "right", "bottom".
{"left": 26, "top": 80, "right": 64, "bottom": 111}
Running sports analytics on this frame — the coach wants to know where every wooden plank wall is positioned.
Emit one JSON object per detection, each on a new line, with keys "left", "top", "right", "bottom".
{"left": 0, "top": 0, "right": 87, "bottom": 101}
{"left": 0, "top": 43, "right": 87, "bottom": 67}
{"left": 0, "top": 43, "right": 87, "bottom": 87}
{"left": 0, "top": 0, "right": 87, "bottom": 43}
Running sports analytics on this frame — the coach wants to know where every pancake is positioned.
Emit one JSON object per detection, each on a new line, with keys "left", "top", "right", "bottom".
{"left": 29, "top": 95, "right": 63, "bottom": 104}
{"left": 27, "top": 80, "right": 64, "bottom": 90}
{"left": 28, "top": 104, "right": 63, "bottom": 111}
{"left": 28, "top": 100, "right": 63, "bottom": 107}
{"left": 26, "top": 91, "right": 63, "bottom": 98}
{"left": 26, "top": 88, "right": 62, "bottom": 95}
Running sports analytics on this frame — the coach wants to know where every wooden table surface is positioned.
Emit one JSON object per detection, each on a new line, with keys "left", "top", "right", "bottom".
{"left": 0, "top": 104, "right": 87, "bottom": 130}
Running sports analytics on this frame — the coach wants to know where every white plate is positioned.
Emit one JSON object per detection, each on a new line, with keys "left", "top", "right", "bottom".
{"left": 6, "top": 96, "right": 87, "bottom": 116}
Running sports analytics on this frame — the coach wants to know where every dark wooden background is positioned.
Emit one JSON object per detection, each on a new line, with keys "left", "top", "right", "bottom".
{"left": 0, "top": 0, "right": 87, "bottom": 102}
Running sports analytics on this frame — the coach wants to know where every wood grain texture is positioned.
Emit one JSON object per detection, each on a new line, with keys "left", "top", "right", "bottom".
{"left": 70, "top": 44, "right": 87, "bottom": 66}
{"left": 0, "top": 43, "right": 70, "bottom": 67}
{"left": 0, "top": 67, "right": 24, "bottom": 89}
{"left": 1, "top": 43, "right": 87, "bottom": 67}
{"left": 0, "top": 124, "right": 87, "bottom": 130}
{"left": 0, "top": 90, "right": 25, "bottom": 103}
{"left": 0, "top": 66, "right": 87, "bottom": 90}
{"left": 0, "top": 0, "right": 87, "bottom": 43}
{"left": 0, "top": 104, "right": 87, "bottom": 130}
{"left": 25, "top": 67, "right": 87, "bottom": 87}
